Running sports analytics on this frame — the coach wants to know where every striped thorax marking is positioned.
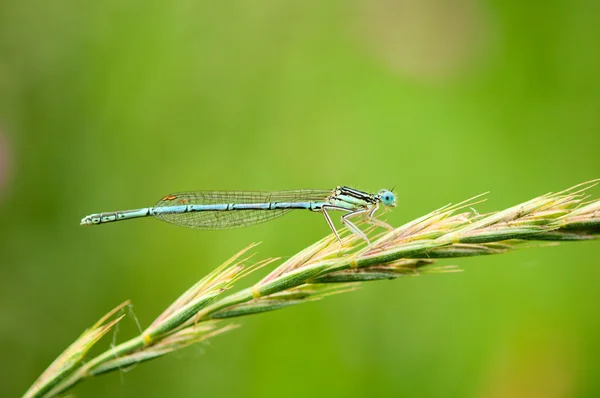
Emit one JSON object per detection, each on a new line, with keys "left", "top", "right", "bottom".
{"left": 328, "top": 186, "right": 379, "bottom": 210}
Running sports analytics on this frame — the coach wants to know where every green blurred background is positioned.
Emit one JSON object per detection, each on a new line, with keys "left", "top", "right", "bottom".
{"left": 1, "top": 1, "right": 599, "bottom": 397}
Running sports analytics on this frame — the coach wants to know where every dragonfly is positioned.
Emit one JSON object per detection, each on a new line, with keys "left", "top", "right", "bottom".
{"left": 80, "top": 186, "right": 397, "bottom": 243}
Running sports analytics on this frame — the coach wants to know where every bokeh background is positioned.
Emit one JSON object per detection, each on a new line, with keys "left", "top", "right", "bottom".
{"left": 1, "top": 1, "right": 599, "bottom": 397}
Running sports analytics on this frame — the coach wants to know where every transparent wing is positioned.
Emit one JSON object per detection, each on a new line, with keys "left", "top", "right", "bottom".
{"left": 153, "top": 189, "right": 332, "bottom": 230}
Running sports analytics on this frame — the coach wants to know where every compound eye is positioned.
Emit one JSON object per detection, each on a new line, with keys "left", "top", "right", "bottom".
{"left": 378, "top": 191, "right": 393, "bottom": 206}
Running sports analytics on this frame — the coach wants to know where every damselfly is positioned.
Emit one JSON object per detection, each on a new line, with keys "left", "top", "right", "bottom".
{"left": 80, "top": 186, "right": 397, "bottom": 243}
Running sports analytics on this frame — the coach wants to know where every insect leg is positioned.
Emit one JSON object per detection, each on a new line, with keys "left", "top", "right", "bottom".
{"left": 364, "top": 204, "right": 395, "bottom": 231}
{"left": 341, "top": 208, "right": 372, "bottom": 245}
{"left": 322, "top": 205, "right": 341, "bottom": 242}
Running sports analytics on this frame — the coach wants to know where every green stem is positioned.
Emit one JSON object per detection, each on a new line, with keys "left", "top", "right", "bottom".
{"left": 46, "top": 336, "right": 145, "bottom": 396}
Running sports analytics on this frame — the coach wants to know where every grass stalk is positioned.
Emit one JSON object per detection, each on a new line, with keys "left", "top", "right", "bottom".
{"left": 24, "top": 180, "right": 600, "bottom": 398}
